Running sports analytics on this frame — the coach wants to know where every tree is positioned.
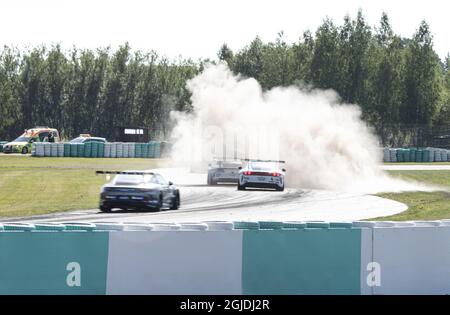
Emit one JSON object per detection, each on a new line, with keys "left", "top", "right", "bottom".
{"left": 218, "top": 43, "right": 234, "bottom": 65}
{"left": 310, "top": 18, "right": 341, "bottom": 90}
{"left": 403, "top": 21, "right": 443, "bottom": 126}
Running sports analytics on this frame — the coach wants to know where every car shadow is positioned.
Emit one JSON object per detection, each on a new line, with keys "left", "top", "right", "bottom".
{"left": 96, "top": 208, "right": 168, "bottom": 214}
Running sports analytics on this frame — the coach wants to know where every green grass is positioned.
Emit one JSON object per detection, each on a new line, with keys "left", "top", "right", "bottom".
{"left": 372, "top": 170, "right": 450, "bottom": 221}
{"left": 0, "top": 156, "right": 168, "bottom": 218}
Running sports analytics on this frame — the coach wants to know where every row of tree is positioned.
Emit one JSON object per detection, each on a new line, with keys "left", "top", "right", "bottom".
{"left": 0, "top": 43, "right": 198, "bottom": 141}
{"left": 220, "top": 11, "right": 448, "bottom": 145}
{"left": 0, "top": 10, "right": 448, "bottom": 145}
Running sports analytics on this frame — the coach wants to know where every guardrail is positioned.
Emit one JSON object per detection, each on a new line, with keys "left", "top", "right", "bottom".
{"left": 1, "top": 220, "right": 450, "bottom": 294}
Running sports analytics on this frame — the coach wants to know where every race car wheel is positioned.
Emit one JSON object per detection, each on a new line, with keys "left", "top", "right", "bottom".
{"left": 237, "top": 183, "right": 245, "bottom": 190}
{"left": 21, "top": 147, "right": 28, "bottom": 154}
{"left": 276, "top": 185, "right": 285, "bottom": 192}
{"left": 153, "top": 194, "right": 163, "bottom": 212}
{"left": 100, "top": 206, "right": 111, "bottom": 213}
{"left": 207, "top": 174, "right": 212, "bottom": 185}
{"left": 170, "top": 192, "right": 180, "bottom": 210}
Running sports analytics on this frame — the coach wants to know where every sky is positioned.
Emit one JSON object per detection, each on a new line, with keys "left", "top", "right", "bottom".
{"left": 0, "top": 0, "right": 448, "bottom": 61}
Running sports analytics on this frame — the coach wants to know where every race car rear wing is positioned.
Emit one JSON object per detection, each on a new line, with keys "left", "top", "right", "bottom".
{"left": 242, "top": 159, "right": 286, "bottom": 163}
{"left": 95, "top": 171, "right": 155, "bottom": 175}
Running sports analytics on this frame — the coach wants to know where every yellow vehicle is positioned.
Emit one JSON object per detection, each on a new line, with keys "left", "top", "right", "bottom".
{"left": 2, "top": 127, "right": 60, "bottom": 154}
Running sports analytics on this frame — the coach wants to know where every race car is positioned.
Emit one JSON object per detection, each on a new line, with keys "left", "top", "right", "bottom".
{"left": 2, "top": 127, "right": 60, "bottom": 154}
{"left": 237, "top": 159, "right": 286, "bottom": 191}
{"left": 70, "top": 134, "right": 107, "bottom": 144}
{"left": 97, "top": 170, "right": 180, "bottom": 212}
{"left": 207, "top": 159, "right": 242, "bottom": 185}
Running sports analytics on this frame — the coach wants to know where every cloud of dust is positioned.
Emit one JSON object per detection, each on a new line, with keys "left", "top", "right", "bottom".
{"left": 169, "top": 63, "right": 436, "bottom": 194}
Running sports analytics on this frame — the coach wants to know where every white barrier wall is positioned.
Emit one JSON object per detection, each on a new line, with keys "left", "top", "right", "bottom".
{"left": 2, "top": 221, "right": 450, "bottom": 294}
{"left": 106, "top": 231, "right": 244, "bottom": 295}
{"left": 371, "top": 226, "right": 450, "bottom": 295}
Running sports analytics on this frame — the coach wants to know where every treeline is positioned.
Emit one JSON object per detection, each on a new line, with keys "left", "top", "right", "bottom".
{"left": 0, "top": 43, "right": 198, "bottom": 140}
{"left": 0, "top": 10, "right": 449, "bottom": 145}
{"left": 221, "top": 11, "right": 449, "bottom": 146}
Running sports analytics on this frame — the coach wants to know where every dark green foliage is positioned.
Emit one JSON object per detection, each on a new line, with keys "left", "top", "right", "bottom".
{"left": 0, "top": 11, "right": 447, "bottom": 144}
{"left": 0, "top": 44, "right": 199, "bottom": 141}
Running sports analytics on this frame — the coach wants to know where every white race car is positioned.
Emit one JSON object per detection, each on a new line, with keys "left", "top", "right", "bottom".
{"left": 237, "top": 159, "right": 286, "bottom": 191}
{"left": 207, "top": 160, "right": 242, "bottom": 185}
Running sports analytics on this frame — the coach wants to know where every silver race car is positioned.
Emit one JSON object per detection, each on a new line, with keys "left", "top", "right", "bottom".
{"left": 207, "top": 160, "right": 242, "bottom": 185}
{"left": 97, "top": 170, "right": 180, "bottom": 212}
{"left": 237, "top": 159, "right": 286, "bottom": 191}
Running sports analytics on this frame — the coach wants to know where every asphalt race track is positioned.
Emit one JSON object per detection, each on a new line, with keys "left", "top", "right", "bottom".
{"left": 12, "top": 167, "right": 409, "bottom": 224}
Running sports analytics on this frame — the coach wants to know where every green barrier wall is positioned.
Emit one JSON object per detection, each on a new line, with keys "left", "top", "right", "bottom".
{"left": 1, "top": 223, "right": 450, "bottom": 294}
{"left": 242, "top": 228, "right": 362, "bottom": 294}
{"left": 0, "top": 232, "right": 109, "bottom": 294}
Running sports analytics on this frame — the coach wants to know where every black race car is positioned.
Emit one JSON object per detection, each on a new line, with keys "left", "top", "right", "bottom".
{"left": 97, "top": 170, "right": 180, "bottom": 212}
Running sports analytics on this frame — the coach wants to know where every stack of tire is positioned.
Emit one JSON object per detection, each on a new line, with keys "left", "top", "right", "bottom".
{"left": 135, "top": 143, "right": 143, "bottom": 158}
{"left": 415, "top": 149, "right": 423, "bottom": 162}
{"left": 383, "top": 148, "right": 390, "bottom": 162}
{"left": 128, "top": 143, "right": 135, "bottom": 158}
{"left": 104, "top": 143, "right": 112, "bottom": 158}
{"left": 389, "top": 148, "right": 397, "bottom": 162}
{"left": 84, "top": 142, "right": 92, "bottom": 157}
{"left": 115, "top": 143, "right": 123, "bottom": 158}
{"left": 110, "top": 142, "right": 117, "bottom": 158}
{"left": 122, "top": 143, "right": 129, "bottom": 157}
{"left": 30, "top": 141, "right": 167, "bottom": 158}
{"left": 43, "top": 143, "right": 51, "bottom": 157}
{"left": 33, "top": 143, "right": 45, "bottom": 157}
{"left": 50, "top": 143, "right": 58, "bottom": 157}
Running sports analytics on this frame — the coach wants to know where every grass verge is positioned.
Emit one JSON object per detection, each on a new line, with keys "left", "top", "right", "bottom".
{"left": 371, "top": 170, "right": 450, "bottom": 221}
{"left": 0, "top": 156, "right": 167, "bottom": 218}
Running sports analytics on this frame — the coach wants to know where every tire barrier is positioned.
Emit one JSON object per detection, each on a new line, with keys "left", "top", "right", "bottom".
{"left": 104, "top": 143, "right": 111, "bottom": 158}
{"left": 110, "top": 142, "right": 117, "bottom": 158}
{"left": 31, "top": 141, "right": 168, "bottom": 158}
{"left": 383, "top": 147, "right": 450, "bottom": 162}
{"left": 43, "top": 143, "right": 51, "bottom": 157}
{"left": 2, "top": 220, "right": 450, "bottom": 294}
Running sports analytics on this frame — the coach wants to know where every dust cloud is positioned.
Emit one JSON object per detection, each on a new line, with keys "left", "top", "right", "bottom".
{"left": 169, "top": 63, "right": 435, "bottom": 193}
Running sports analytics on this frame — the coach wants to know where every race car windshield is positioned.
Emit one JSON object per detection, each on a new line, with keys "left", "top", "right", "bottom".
{"left": 113, "top": 174, "right": 153, "bottom": 185}
{"left": 13, "top": 136, "right": 32, "bottom": 142}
